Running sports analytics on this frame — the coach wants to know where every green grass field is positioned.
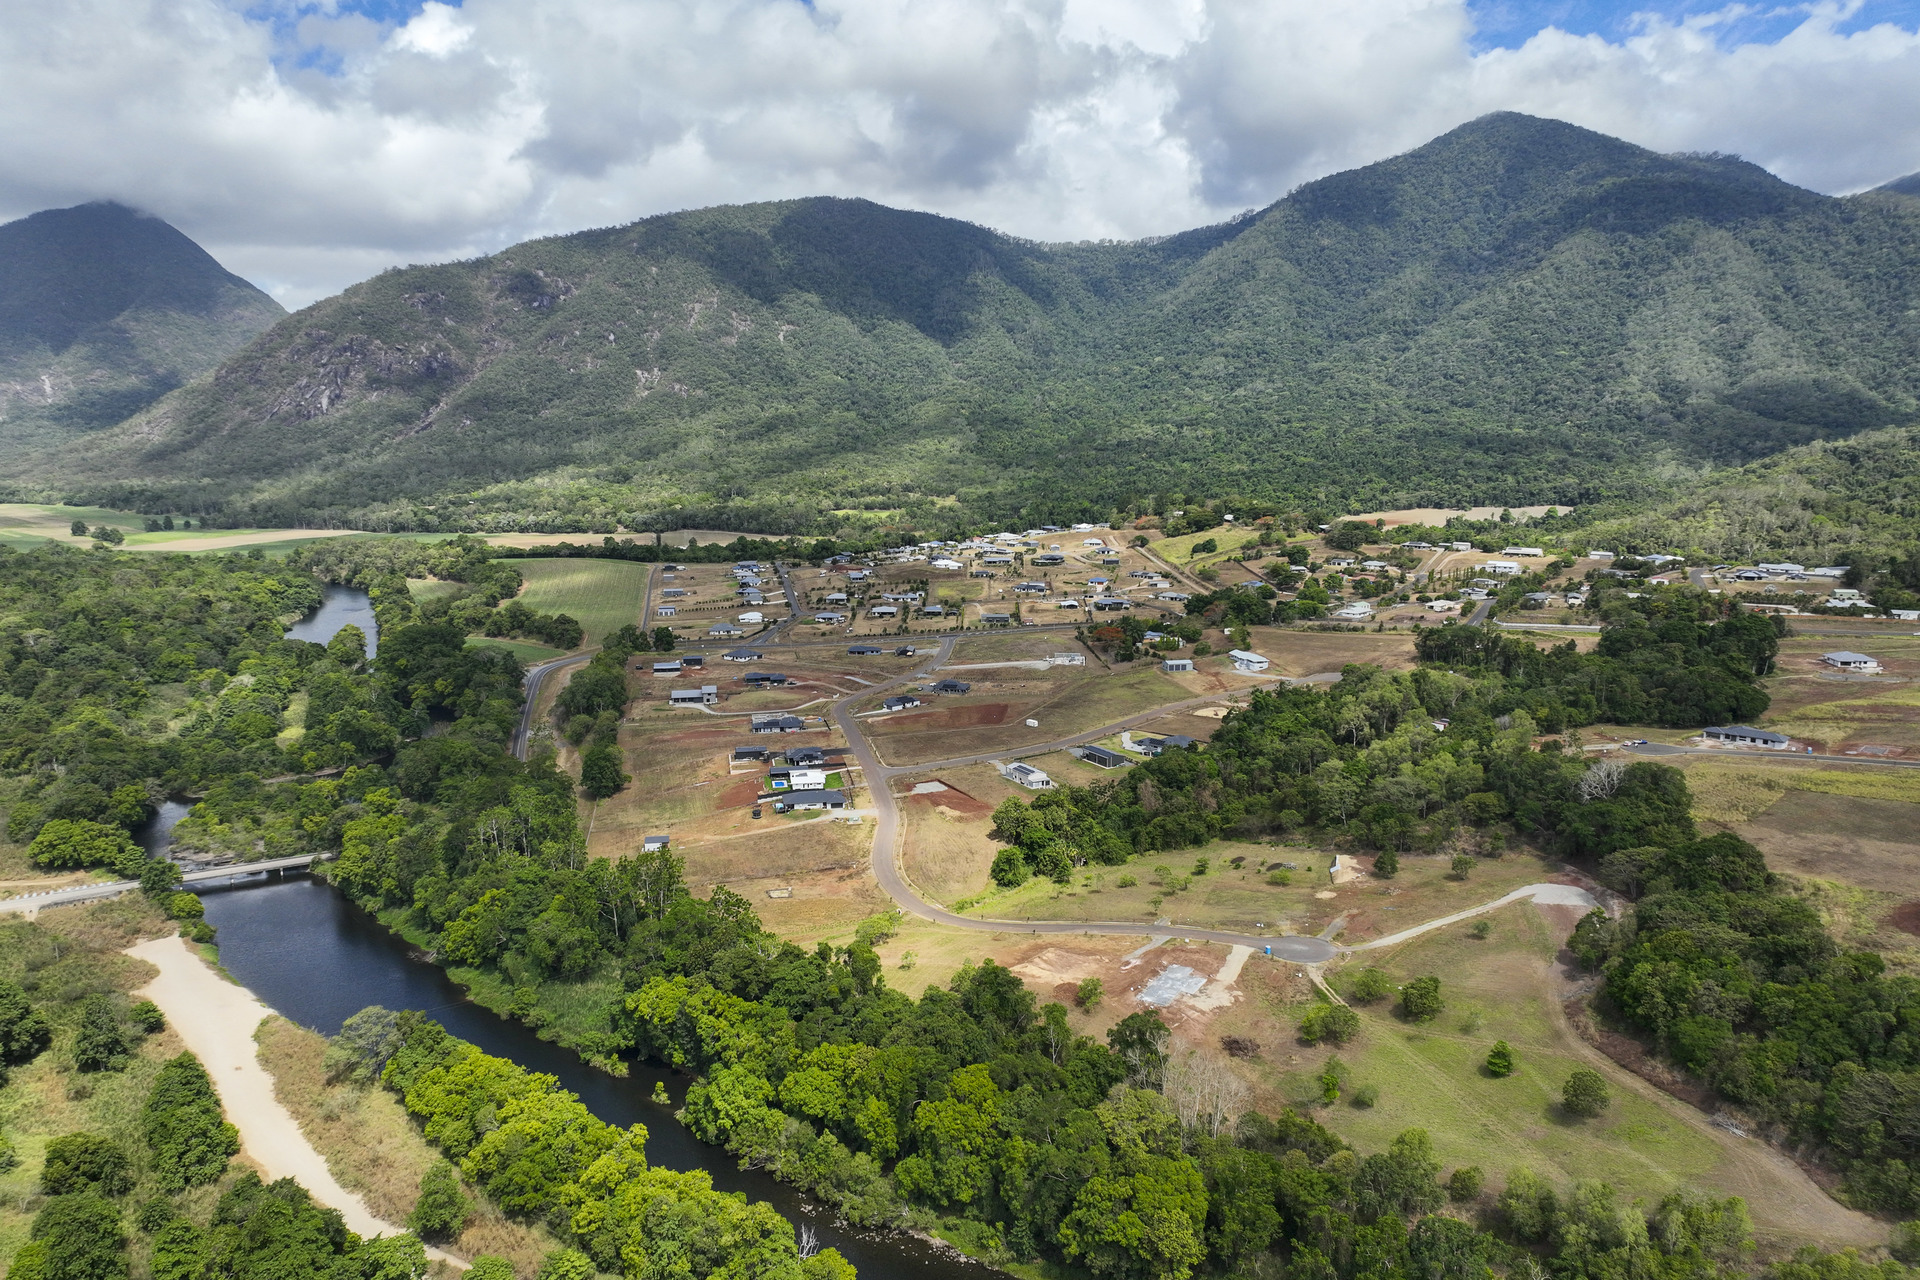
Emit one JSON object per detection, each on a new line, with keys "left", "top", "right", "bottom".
{"left": 1259, "top": 907, "right": 1740, "bottom": 1217}
{"left": 501, "top": 558, "right": 653, "bottom": 646}
{"left": 467, "top": 638, "right": 567, "bottom": 664}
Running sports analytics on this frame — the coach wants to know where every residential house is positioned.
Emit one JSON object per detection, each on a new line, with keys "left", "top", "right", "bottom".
{"left": 1032, "top": 553, "right": 1065, "bottom": 566}
{"left": 774, "top": 789, "right": 847, "bottom": 813}
{"left": 1331, "top": 602, "right": 1374, "bottom": 621}
{"left": 768, "top": 768, "right": 828, "bottom": 791}
{"left": 1162, "top": 658, "right": 1194, "bottom": 673}
{"left": 669, "top": 686, "right": 718, "bottom": 706}
{"left": 1500, "top": 546, "right": 1545, "bottom": 558}
{"left": 893, "top": 645, "right": 917, "bottom": 656}
{"left": 784, "top": 747, "right": 828, "bottom": 767}
{"left": 931, "top": 679, "right": 971, "bottom": 694}
{"left": 1014, "top": 582, "right": 1048, "bottom": 594}
{"left": 930, "top": 558, "right": 964, "bottom": 570}
{"left": 870, "top": 605, "right": 898, "bottom": 618}
{"left": 750, "top": 714, "right": 806, "bottom": 733}
{"left": 742, "top": 672, "right": 790, "bottom": 687}
{"left": 722, "top": 649, "right": 764, "bottom": 662}
{"left": 738, "top": 612, "right": 765, "bottom": 625}
{"left": 1703, "top": 725, "right": 1791, "bottom": 749}
{"left": 1076, "top": 746, "right": 1129, "bottom": 769}
{"left": 921, "top": 605, "right": 947, "bottom": 616}
{"left": 882, "top": 695, "right": 921, "bottom": 711}
{"left": 655, "top": 606, "right": 677, "bottom": 617}
{"left": 708, "top": 623, "right": 745, "bottom": 639}
{"left": 812, "top": 612, "right": 847, "bottom": 623}
{"left": 643, "top": 836, "right": 671, "bottom": 853}
{"left": 1001, "top": 762, "right": 1055, "bottom": 790}
{"left": 980, "top": 612, "right": 1012, "bottom": 625}
{"left": 1480, "top": 560, "right": 1522, "bottom": 575}
{"left": 731, "top": 747, "right": 769, "bottom": 763}
{"left": 1091, "top": 598, "right": 1131, "bottom": 612}
{"left": 1229, "top": 649, "right": 1270, "bottom": 673}
{"left": 1823, "top": 651, "right": 1883, "bottom": 673}
{"left": 848, "top": 645, "right": 883, "bottom": 655}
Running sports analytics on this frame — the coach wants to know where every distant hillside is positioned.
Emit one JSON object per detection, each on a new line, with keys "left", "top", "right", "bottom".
{"left": 0, "top": 202, "right": 283, "bottom": 449}
{"left": 1878, "top": 172, "right": 1920, "bottom": 197}
{"left": 8, "top": 114, "right": 1919, "bottom": 532}
{"left": 1570, "top": 424, "right": 1920, "bottom": 568}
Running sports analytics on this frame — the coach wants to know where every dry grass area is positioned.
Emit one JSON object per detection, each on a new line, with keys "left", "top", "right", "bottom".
{"left": 866, "top": 664, "right": 1188, "bottom": 766}
{"left": 1241, "top": 627, "right": 1419, "bottom": 677}
{"left": 969, "top": 842, "right": 1559, "bottom": 939}
{"left": 1680, "top": 758, "right": 1920, "bottom": 825}
{"left": 256, "top": 1018, "right": 556, "bottom": 1275}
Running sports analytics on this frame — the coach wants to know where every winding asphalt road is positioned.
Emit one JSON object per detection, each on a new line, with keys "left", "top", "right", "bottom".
{"left": 827, "top": 635, "right": 1340, "bottom": 962}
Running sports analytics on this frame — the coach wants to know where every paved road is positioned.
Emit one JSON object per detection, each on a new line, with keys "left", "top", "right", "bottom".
{"left": 1625, "top": 741, "right": 1920, "bottom": 770}
{"left": 1494, "top": 621, "right": 1600, "bottom": 632}
{"left": 1466, "top": 598, "right": 1494, "bottom": 624}
{"left": 512, "top": 652, "right": 593, "bottom": 760}
{"left": 0, "top": 854, "right": 331, "bottom": 915}
{"left": 829, "top": 638, "right": 1339, "bottom": 962}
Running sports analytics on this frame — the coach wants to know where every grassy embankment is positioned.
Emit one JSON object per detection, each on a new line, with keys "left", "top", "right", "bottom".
{"left": 255, "top": 1018, "right": 555, "bottom": 1274}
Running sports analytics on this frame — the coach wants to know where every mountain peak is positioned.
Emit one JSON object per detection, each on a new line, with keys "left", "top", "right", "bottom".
{"left": 1876, "top": 171, "right": 1920, "bottom": 197}
{"left": 0, "top": 201, "right": 284, "bottom": 446}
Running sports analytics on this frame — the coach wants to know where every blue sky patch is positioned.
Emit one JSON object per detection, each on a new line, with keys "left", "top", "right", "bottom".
{"left": 1466, "top": 0, "right": 1920, "bottom": 52}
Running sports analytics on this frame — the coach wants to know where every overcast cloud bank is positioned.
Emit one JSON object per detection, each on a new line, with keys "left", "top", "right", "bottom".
{"left": 5, "top": 0, "right": 1917, "bottom": 306}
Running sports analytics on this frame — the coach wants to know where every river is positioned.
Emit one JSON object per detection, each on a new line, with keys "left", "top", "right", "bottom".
{"left": 153, "top": 581, "right": 985, "bottom": 1275}
{"left": 284, "top": 583, "right": 379, "bottom": 660}
{"left": 194, "top": 878, "right": 986, "bottom": 1277}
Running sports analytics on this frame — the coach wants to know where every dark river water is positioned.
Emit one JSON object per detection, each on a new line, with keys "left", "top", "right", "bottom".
{"left": 193, "top": 878, "right": 984, "bottom": 1277}
{"left": 284, "top": 583, "right": 378, "bottom": 660}
{"left": 146, "top": 580, "right": 984, "bottom": 1276}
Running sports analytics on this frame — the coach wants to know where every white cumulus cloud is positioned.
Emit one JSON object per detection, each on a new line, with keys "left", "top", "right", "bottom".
{"left": 1, "top": 0, "right": 1915, "bottom": 307}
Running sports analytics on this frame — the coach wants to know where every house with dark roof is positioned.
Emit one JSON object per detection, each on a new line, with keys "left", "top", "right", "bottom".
{"left": 848, "top": 645, "right": 883, "bottom": 655}
{"left": 774, "top": 789, "right": 847, "bottom": 813}
{"left": 783, "top": 747, "right": 828, "bottom": 767}
{"left": 883, "top": 695, "right": 921, "bottom": 711}
{"left": 1704, "top": 725, "right": 1791, "bottom": 749}
{"left": 932, "top": 679, "right": 971, "bottom": 694}
{"left": 1076, "top": 746, "right": 1129, "bottom": 769}
{"left": 742, "top": 672, "right": 790, "bottom": 686}
{"left": 723, "top": 648, "right": 765, "bottom": 662}
{"left": 750, "top": 714, "right": 806, "bottom": 733}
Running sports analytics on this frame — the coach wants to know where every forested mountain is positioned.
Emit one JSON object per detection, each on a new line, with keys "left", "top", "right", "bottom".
{"left": 0, "top": 203, "right": 283, "bottom": 451}
{"left": 6, "top": 114, "right": 1918, "bottom": 533}
{"left": 1571, "top": 423, "right": 1920, "bottom": 570}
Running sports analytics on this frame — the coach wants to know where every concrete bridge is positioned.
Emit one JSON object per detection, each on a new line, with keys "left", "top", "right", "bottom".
{"left": 0, "top": 854, "right": 330, "bottom": 916}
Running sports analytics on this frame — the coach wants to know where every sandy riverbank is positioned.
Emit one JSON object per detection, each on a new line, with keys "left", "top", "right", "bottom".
{"left": 127, "top": 935, "right": 462, "bottom": 1264}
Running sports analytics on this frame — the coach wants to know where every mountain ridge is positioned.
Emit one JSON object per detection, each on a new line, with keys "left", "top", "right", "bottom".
{"left": 4, "top": 113, "right": 1916, "bottom": 533}
{"left": 0, "top": 202, "right": 284, "bottom": 449}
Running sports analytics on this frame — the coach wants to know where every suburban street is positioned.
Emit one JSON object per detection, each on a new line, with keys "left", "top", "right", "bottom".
{"left": 826, "top": 635, "right": 1339, "bottom": 962}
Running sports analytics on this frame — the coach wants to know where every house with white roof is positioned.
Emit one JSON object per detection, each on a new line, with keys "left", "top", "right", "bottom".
{"left": 1823, "top": 651, "right": 1882, "bottom": 673}
{"left": 1229, "top": 649, "right": 1270, "bottom": 673}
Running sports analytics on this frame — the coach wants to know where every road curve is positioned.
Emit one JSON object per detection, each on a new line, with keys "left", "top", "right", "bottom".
{"left": 830, "top": 638, "right": 1339, "bottom": 963}
{"left": 513, "top": 652, "right": 593, "bottom": 761}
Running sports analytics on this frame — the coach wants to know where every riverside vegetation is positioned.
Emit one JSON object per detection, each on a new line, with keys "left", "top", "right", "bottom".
{"left": 7, "top": 114, "right": 1920, "bottom": 534}
{"left": 4, "top": 540, "right": 1920, "bottom": 1278}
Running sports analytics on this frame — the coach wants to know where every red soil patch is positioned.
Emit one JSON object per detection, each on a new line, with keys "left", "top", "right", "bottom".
{"left": 719, "top": 779, "right": 762, "bottom": 808}
{"left": 906, "top": 781, "right": 993, "bottom": 817}
{"left": 1890, "top": 902, "right": 1920, "bottom": 936}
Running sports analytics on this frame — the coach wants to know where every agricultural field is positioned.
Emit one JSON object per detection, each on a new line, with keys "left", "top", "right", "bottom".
{"left": 500, "top": 557, "right": 653, "bottom": 646}
{"left": 1753, "top": 634, "right": 1920, "bottom": 753}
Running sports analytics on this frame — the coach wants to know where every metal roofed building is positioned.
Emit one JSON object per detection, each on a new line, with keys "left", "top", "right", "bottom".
{"left": 1703, "top": 725, "right": 1791, "bottom": 749}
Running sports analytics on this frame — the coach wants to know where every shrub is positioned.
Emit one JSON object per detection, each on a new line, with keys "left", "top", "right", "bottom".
{"left": 72, "top": 996, "right": 132, "bottom": 1073}
{"left": 144, "top": 1053, "right": 239, "bottom": 1191}
{"left": 1450, "top": 854, "right": 1475, "bottom": 879}
{"left": 1266, "top": 869, "right": 1292, "bottom": 886}
{"left": 1191, "top": 856, "right": 1209, "bottom": 876}
{"left": 469, "top": 1259, "right": 516, "bottom": 1280}
{"left": 1486, "top": 1041, "right": 1515, "bottom": 1077}
{"left": 1350, "top": 969, "right": 1394, "bottom": 1003}
{"left": 989, "top": 848, "right": 1029, "bottom": 887}
{"left": 1116, "top": 874, "right": 1137, "bottom": 887}
{"left": 129, "top": 1002, "right": 166, "bottom": 1034}
{"left": 1892, "top": 1221, "right": 1920, "bottom": 1265}
{"left": 1373, "top": 848, "right": 1399, "bottom": 878}
{"left": 1319, "top": 1057, "right": 1348, "bottom": 1104}
{"left": 1562, "top": 1068, "right": 1611, "bottom": 1117}
{"left": 1351, "top": 1084, "right": 1379, "bottom": 1107}
{"left": 408, "top": 1160, "right": 472, "bottom": 1242}
{"left": 1448, "top": 1166, "right": 1486, "bottom": 1202}
{"left": 19, "top": 1192, "right": 126, "bottom": 1280}
{"left": 1469, "top": 920, "right": 1492, "bottom": 940}
{"left": 1074, "top": 978, "right": 1104, "bottom": 1010}
{"left": 0, "top": 980, "right": 53, "bottom": 1065}
{"left": 579, "top": 744, "right": 630, "bottom": 799}
{"left": 538, "top": 1248, "right": 595, "bottom": 1280}
{"left": 164, "top": 893, "right": 203, "bottom": 921}
{"left": 42, "top": 1134, "right": 133, "bottom": 1196}
{"left": 1299, "top": 1002, "right": 1361, "bottom": 1045}
{"left": 1399, "top": 976, "right": 1443, "bottom": 1023}
{"left": 28, "top": 819, "right": 140, "bottom": 873}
